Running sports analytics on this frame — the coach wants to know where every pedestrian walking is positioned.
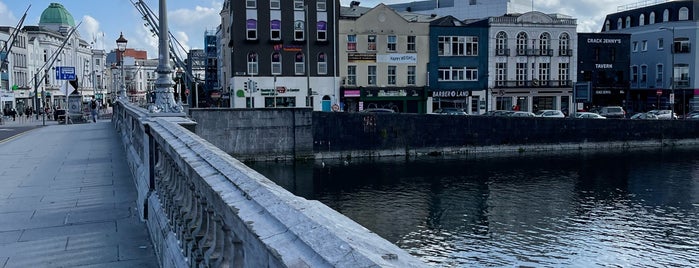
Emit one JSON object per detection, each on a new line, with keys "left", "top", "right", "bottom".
{"left": 90, "top": 98, "right": 98, "bottom": 123}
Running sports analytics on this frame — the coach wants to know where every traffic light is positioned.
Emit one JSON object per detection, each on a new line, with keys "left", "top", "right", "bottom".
{"left": 244, "top": 81, "right": 248, "bottom": 91}
{"left": 250, "top": 81, "right": 257, "bottom": 92}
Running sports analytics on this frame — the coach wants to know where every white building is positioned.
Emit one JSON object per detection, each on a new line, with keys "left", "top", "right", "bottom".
{"left": 483, "top": 12, "right": 578, "bottom": 113}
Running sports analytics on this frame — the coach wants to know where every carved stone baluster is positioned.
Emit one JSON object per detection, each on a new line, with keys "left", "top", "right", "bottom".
{"left": 203, "top": 216, "right": 223, "bottom": 267}
{"left": 185, "top": 191, "right": 204, "bottom": 265}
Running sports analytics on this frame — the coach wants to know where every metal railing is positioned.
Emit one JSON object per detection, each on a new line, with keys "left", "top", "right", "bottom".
{"left": 495, "top": 80, "right": 572, "bottom": 88}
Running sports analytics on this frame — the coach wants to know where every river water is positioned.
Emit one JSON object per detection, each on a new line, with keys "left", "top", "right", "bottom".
{"left": 247, "top": 148, "right": 699, "bottom": 267}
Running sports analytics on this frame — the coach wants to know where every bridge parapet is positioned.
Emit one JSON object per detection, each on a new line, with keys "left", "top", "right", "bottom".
{"left": 113, "top": 101, "right": 427, "bottom": 267}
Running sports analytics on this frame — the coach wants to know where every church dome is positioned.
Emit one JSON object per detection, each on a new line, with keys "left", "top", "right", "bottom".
{"left": 39, "top": 3, "right": 76, "bottom": 27}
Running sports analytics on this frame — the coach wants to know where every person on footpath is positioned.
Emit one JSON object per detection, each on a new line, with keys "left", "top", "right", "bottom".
{"left": 90, "top": 97, "right": 98, "bottom": 122}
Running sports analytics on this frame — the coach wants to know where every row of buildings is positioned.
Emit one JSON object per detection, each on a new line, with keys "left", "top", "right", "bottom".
{"left": 1, "top": 0, "right": 697, "bottom": 116}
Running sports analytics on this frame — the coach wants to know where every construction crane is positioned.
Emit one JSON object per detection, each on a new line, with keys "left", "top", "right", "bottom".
{"left": 130, "top": 0, "right": 195, "bottom": 83}
{"left": 0, "top": 5, "right": 30, "bottom": 90}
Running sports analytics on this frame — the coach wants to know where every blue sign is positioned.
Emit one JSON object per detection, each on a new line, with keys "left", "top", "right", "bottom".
{"left": 55, "top": 66, "right": 76, "bottom": 80}
{"left": 574, "top": 82, "right": 591, "bottom": 102}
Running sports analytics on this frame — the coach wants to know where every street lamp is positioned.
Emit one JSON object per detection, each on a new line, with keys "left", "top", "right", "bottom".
{"left": 659, "top": 27, "right": 675, "bottom": 119}
{"left": 116, "top": 32, "right": 128, "bottom": 100}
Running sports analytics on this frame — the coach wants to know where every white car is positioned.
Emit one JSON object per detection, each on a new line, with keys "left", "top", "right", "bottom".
{"left": 508, "top": 111, "right": 536, "bottom": 117}
{"left": 535, "top": 110, "right": 565, "bottom": 118}
{"left": 648, "top": 110, "right": 677, "bottom": 119}
{"left": 575, "top": 112, "right": 606, "bottom": 119}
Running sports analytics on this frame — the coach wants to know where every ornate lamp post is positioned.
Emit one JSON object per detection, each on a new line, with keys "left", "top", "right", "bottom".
{"left": 116, "top": 32, "right": 128, "bottom": 100}
{"left": 149, "top": 0, "right": 183, "bottom": 113}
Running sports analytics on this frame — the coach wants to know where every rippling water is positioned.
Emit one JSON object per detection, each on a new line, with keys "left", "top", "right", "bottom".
{"left": 247, "top": 149, "right": 699, "bottom": 267}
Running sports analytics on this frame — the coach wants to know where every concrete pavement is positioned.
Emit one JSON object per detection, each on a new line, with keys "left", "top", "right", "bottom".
{"left": 0, "top": 119, "right": 159, "bottom": 267}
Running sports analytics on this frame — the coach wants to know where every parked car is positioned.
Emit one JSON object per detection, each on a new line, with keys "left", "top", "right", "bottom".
{"left": 630, "top": 112, "right": 658, "bottom": 120}
{"left": 435, "top": 108, "right": 468, "bottom": 115}
{"left": 508, "top": 111, "right": 536, "bottom": 117}
{"left": 575, "top": 112, "right": 606, "bottom": 119}
{"left": 534, "top": 109, "right": 565, "bottom": 118}
{"left": 597, "top": 106, "right": 626, "bottom": 119}
{"left": 647, "top": 109, "right": 677, "bottom": 119}
{"left": 682, "top": 110, "right": 699, "bottom": 119}
{"left": 483, "top": 110, "right": 514, "bottom": 116}
{"left": 360, "top": 108, "right": 395, "bottom": 113}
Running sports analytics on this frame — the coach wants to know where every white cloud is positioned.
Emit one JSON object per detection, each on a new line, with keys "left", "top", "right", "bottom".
{"left": 0, "top": 1, "right": 18, "bottom": 26}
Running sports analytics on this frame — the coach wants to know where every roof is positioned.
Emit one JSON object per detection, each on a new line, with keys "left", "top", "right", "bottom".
{"left": 39, "top": 3, "right": 76, "bottom": 27}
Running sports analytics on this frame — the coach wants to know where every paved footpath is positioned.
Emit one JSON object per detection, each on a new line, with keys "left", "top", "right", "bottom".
{"left": 0, "top": 119, "right": 159, "bottom": 267}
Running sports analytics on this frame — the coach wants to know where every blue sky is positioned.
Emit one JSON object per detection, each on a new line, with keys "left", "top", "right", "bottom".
{"left": 0, "top": 0, "right": 629, "bottom": 58}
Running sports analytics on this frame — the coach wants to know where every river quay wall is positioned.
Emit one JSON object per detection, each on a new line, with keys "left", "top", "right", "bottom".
{"left": 188, "top": 109, "right": 699, "bottom": 161}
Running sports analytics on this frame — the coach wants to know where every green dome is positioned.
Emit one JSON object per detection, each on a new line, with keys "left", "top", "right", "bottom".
{"left": 39, "top": 3, "right": 76, "bottom": 27}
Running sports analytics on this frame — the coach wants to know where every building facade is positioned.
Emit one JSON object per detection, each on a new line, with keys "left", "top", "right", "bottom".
{"left": 478, "top": 12, "right": 578, "bottom": 113}
{"left": 389, "top": 0, "right": 534, "bottom": 19}
{"left": 427, "top": 16, "right": 488, "bottom": 114}
{"left": 339, "top": 3, "right": 436, "bottom": 113}
{"left": 224, "top": 0, "right": 340, "bottom": 110}
{"left": 601, "top": 0, "right": 698, "bottom": 114}
{"left": 576, "top": 33, "right": 631, "bottom": 111}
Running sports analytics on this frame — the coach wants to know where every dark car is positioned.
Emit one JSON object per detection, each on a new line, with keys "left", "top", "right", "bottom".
{"left": 598, "top": 106, "right": 626, "bottom": 119}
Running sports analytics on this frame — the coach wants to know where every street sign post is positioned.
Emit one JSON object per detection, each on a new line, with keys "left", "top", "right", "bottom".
{"left": 55, "top": 66, "right": 76, "bottom": 80}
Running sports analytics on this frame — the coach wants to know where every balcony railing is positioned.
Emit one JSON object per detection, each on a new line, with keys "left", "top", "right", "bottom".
{"left": 495, "top": 48, "right": 510, "bottom": 56}
{"left": 516, "top": 49, "right": 554, "bottom": 56}
{"left": 495, "top": 80, "right": 572, "bottom": 88}
{"left": 559, "top": 49, "right": 573, "bottom": 56}
{"left": 674, "top": 77, "right": 691, "bottom": 88}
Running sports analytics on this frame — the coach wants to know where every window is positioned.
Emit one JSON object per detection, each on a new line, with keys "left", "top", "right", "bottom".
{"left": 387, "top": 35, "right": 397, "bottom": 52}
{"left": 367, "top": 35, "right": 376, "bottom": 51}
{"left": 625, "top": 16, "right": 631, "bottom": 28}
{"left": 649, "top": 12, "right": 656, "bottom": 24}
{"left": 387, "top": 66, "right": 396, "bottom": 85}
{"left": 465, "top": 68, "right": 478, "bottom": 81}
{"left": 294, "top": 20, "right": 304, "bottom": 41}
{"left": 407, "top": 36, "right": 416, "bottom": 51}
{"left": 516, "top": 63, "right": 527, "bottom": 85}
{"left": 496, "top": 31, "right": 508, "bottom": 55}
{"left": 407, "top": 66, "right": 416, "bottom": 85}
{"left": 347, "top": 35, "right": 357, "bottom": 51}
{"left": 663, "top": 9, "right": 669, "bottom": 22}
{"left": 294, "top": 0, "right": 304, "bottom": 9}
{"left": 317, "top": 53, "right": 327, "bottom": 75}
{"left": 538, "top": 63, "right": 550, "bottom": 84}
{"left": 246, "top": 19, "right": 257, "bottom": 40}
{"left": 539, "top": 32, "right": 550, "bottom": 55}
{"left": 658, "top": 38, "right": 664, "bottom": 50}
{"left": 558, "top": 63, "right": 569, "bottom": 85}
{"left": 679, "top": 7, "right": 689, "bottom": 20}
{"left": 642, "top": 40, "right": 648, "bottom": 51}
{"left": 438, "top": 67, "right": 475, "bottom": 81}
{"left": 640, "top": 65, "right": 647, "bottom": 84}
{"left": 270, "top": 20, "right": 281, "bottom": 40}
{"left": 631, "top": 65, "right": 638, "bottom": 84}
{"left": 247, "top": 52, "right": 258, "bottom": 75}
{"left": 639, "top": 14, "right": 645, "bottom": 26}
{"left": 610, "top": 47, "right": 616, "bottom": 62}
{"left": 271, "top": 52, "right": 281, "bottom": 75}
{"left": 559, "top": 33, "right": 570, "bottom": 56}
{"left": 617, "top": 18, "right": 622, "bottom": 29}
{"left": 317, "top": 21, "right": 327, "bottom": 41}
{"left": 673, "top": 38, "right": 690, "bottom": 53}
{"left": 496, "top": 63, "right": 507, "bottom": 86}
{"left": 347, "top": 65, "right": 357, "bottom": 85}
{"left": 367, "top": 66, "right": 377, "bottom": 85}
{"left": 270, "top": 0, "right": 280, "bottom": 9}
{"left": 317, "top": 0, "right": 326, "bottom": 11}
{"left": 656, "top": 64, "right": 664, "bottom": 85}
{"left": 517, "top": 32, "right": 528, "bottom": 55}
{"left": 632, "top": 41, "right": 638, "bottom": 52}
{"left": 295, "top": 52, "right": 305, "bottom": 75}
{"left": 438, "top": 36, "right": 478, "bottom": 56}
{"left": 675, "top": 64, "right": 690, "bottom": 85}
{"left": 246, "top": 0, "right": 256, "bottom": 8}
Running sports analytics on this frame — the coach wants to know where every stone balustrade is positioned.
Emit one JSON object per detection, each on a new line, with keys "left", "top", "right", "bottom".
{"left": 112, "top": 101, "right": 427, "bottom": 268}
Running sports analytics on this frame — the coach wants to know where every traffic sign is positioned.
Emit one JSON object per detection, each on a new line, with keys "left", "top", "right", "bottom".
{"left": 55, "top": 66, "right": 76, "bottom": 80}
{"left": 656, "top": 89, "right": 662, "bottom": 96}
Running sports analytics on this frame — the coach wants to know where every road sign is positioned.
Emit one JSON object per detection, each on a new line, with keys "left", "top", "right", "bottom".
{"left": 55, "top": 66, "right": 76, "bottom": 80}
{"left": 656, "top": 89, "right": 662, "bottom": 96}
{"left": 669, "top": 93, "right": 675, "bottom": 104}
